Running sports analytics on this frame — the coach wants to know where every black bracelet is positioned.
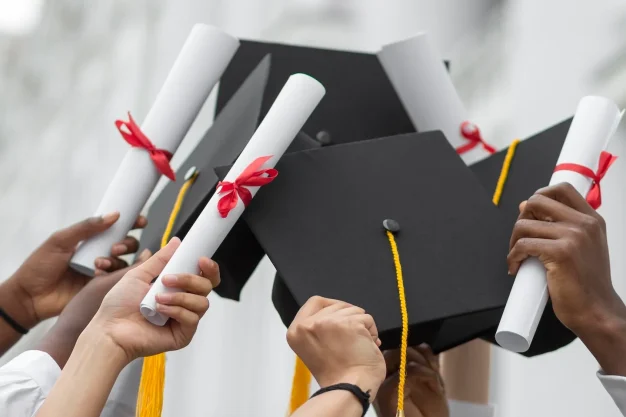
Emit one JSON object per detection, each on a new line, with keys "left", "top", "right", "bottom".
{"left": 0, "top": 307, "right": 29, "bottom": 335}
{"left": 311, "top": 383, "right": 370, "bottom": 417}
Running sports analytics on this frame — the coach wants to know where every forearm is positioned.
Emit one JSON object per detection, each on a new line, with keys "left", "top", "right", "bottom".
{"left": 292, "top": 390, "right": 364, "bottom": 417}
{"left": 578, "top": 304, "right": 626, "bottom": 376}
{"left": 441, "top": 339, "right": 491, "bottom": 404}
{"left": 0, "top": 278, "right": 37, "bottom": 355}
{"left": 35, "top": 325, "right": 129, "bottom": 417}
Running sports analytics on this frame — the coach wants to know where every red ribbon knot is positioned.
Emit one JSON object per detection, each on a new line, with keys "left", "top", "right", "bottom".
{"left": 217, "top": 155, "right": 278, "bottom": 218}
{"left": 456, "top": 121, "right": 497, "bottom": 155}
{"left": 115, "top": 112, "right": 176, "bottom": 181}
{"left": 553, "top": 151, "right": 617, "bottom": 209}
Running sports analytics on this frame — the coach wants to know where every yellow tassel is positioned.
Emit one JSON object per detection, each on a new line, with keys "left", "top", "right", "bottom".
{"left": 136, "top": 170, "right": 197, "bottom": 417}
{"left": 288, "top": 356, "right": 313, "bottom": 414}
{"left": 492, "top": 139, "right": 520, "bottom": 206}
{"left": 386, "top": 230, "right": 408, "bottom": 416}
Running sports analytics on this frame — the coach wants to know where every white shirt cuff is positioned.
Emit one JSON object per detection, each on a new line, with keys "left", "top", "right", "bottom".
{"left": 2, "top": 350, "right": 61, "bottom": 396}
{"left": 598, "top": 370, "right": 626, "bottom": 415}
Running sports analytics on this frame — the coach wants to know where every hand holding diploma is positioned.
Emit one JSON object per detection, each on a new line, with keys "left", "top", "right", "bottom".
{"left": 140, "top": 73, "right": 326, "bottom": 325}
{"left": 506, "top": 183, "right": 626, "bottom": 376}
{"left": 496, "top": 96, "right": 623, "bottom": 352}
{"left": 70, "top": 24, "right": 240, "bottom": 276}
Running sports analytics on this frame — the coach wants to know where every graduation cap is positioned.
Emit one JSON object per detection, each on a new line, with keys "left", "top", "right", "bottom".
{"left": 234, "top": 131, "right": 513, "bottom": 351}
{"left": 138, "top": 56, "right": 323, "bottom": 299}
{"left": 467, "top": 118, "right": 577, "bottom": 356}
{"left": 216, "top": 39, "right": 427, "bottom": 144}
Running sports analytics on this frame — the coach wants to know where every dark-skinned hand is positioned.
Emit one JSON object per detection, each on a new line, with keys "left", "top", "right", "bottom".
{"left": 2, "top": 212, "right": 147, "bottom": 329}
{"left": 374, "top": 345, "right": 449, "bottom": 417}
{"left": 508, "top": 182, "right": 626, "bottom": 375}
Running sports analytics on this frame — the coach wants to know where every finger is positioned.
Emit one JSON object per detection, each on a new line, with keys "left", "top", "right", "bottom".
{"left": 519, "top": 201, "right": 527, "bottom": 213}
{"left": 314, "top": 301, "right": 358, "bottom": 318}
{"left": 156, "top": 304, "right": 200, "bottom": 327}
{"left": 162, "top": 273, "right": 213, "bottom": 297}
{"left": 507, "top": 238, "right": 561, "bottom": 275}
{"left": 94, "top": 256, "right": 128, "bottom": 272}
{"left": 198, "top": 257, "right": 221, "bottom": 289}
{"left": 48, "top": 212, "right": 120, "bottom": 251}
{"left": 294, "top": 297, "right": 352, "bottom": 321}
{"left": 332, "top": 306, "right": 367, "bottom": 317}
{"left": 383, "top": 350, "right": 401, "bottom": 375}
{"left": 110, "top": 236, "right": 140, "bottom": 256}
{"left": 404, "top": 347, "right": 429, "bottom": 367}
{"left": 352, "top": 313, "right": 378, "bottom": 340}
{"left": 536, "top": 183, "right": 597, "bottom": 216}
{"left": 416, "top": 344, "right": 440, "bottom": 371}
{"left": 135, "top": 249, "right": 152, "bottom": 264}
{"left": 156, "top": 292, "right": 210, "bottom": 317}
{"left": 133, "top": 215, "right": 148, "bottom": 229}
{"left": 509, "top": 219, "right": 570, "bottom": 250}
{"left": 407, "top": 363, "right": 444, "bottom": 393}
{"left": 520, "top": 193, "right": 585, "bottom": 224}
{"left": 134, "top": 238, "right": 181, "bottom": 281}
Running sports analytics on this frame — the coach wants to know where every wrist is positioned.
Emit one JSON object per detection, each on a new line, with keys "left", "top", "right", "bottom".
{"left": 577, "top": 301, "right": 626, "bottom": 376}
{"left": 320, "top": 369, "right": 383, "bottom": 401}
{"left": 0, "top": 278, "right": 38, "bottom": 330}
{"left": 78, "top": 322, "right": 132, "bottom": 369}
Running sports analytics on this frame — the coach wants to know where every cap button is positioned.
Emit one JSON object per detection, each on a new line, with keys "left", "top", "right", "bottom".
{"left": 383, "top": 219, "right": 400, "bottom": 233}
{"left": 184, "top": 166, "right": 198, "bottom": 181}
{"left": 315, "top": 130, "right": 332, "bottom": 146}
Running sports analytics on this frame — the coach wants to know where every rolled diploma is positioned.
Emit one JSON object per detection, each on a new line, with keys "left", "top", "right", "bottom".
{"left": 495, "top": 96, "right": 623, "bottom": 352}
{"left": 140, "top": 74, "right": 326, "bottom": 326}
{"left": 69, "top": 24, "right": 239, "bottom": 276}
{"left": 378, "top": 33, "right": 484, "bottom": 164}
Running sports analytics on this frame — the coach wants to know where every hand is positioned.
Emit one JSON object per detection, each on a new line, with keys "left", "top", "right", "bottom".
{"left": 375, "top": 346, "right": 449, "bottom": 417}
{"left": 88, "top": 237, "right": 220, "bottom": 362}
{"left": 508, "top": 183, "right": 626, "bottom": 374}
{"left": 4, "top": 212, "right": 146, "bottom": 328}
{"left": 286, "top": 296, "right": 385, "bottom": 399}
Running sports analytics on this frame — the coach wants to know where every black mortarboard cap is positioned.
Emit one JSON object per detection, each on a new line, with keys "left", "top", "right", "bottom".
{"left": 215, "top": 40, "right": 418, "bottom": 144}
{"left": 239, "top": 131, "right": 513, "bottom": 351}
{"left": 467, "top": 118, "right": 577, "bottom": 356}
{"left": 139, "top": 55, "right": 324, "bottom": 299}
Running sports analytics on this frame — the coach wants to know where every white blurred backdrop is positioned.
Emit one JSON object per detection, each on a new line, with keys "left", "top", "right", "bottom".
{"left": 0, "top": 1, "right": 625, "bottom": 416}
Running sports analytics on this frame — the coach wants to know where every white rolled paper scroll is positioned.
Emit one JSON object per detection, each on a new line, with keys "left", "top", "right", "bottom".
{"left": 140, "top": 74, "right": 326, "bottom": 326}
{"left": 495, "top": 96, "right": 623, "bottom": 353}
{"left": 70, "top": 24, "right": 239, "bottom": 276}
{"left": 378, "top": 33, "right": 489, "bottom": 164}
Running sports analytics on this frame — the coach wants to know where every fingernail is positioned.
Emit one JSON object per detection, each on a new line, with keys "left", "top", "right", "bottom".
{"left": 112, "top": 244, "right": 127, "bottom": 254}
{"left": 96, "top": 259, "right": 111, "bottom": 269}
{"left": 102, "top": 211, "right": 120, "bottom": 223}
{"left": 156, "top": 303, "right": 168, "bottom": 312}
{"left": 138, "top": 249, "right": 151, "bottom": 262}
{"left": 169, "top": 237, "right": 181, "bottom": 244}
{"left": 508, "top": 270, "right": 513, "bottom": 275}
{"left": 156, "top": 293, "right": 172, "bottom": 303}
{"left": 162, "top": 274, "right": 178, "bottom": 285}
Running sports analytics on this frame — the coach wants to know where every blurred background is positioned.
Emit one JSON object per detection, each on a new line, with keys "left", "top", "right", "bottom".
{"left": 1, "top": 0, "right": 625, "bottom": 416}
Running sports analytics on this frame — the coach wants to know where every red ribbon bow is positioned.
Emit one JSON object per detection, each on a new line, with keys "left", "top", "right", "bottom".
{"left": 456, "top": 121, "right": 497, "bottom": 155}
{"left": 553, "top": 151, "right": 617, "bottom": 209}
{"left": 217, "top": 156, "right": 278, "bottom": 218}
{"left": 115, "top": 113, "right": 176, "bottom": 181}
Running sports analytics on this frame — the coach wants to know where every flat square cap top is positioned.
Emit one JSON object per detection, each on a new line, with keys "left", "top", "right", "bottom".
{"left": 216, "top": 40, "right": 415, "bottom": 144}
{"left": 244, "top": 132, "right": 511, "bottom": 349}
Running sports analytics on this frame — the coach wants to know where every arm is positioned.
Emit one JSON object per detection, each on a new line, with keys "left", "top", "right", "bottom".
{"left": 35, "top": 328, "right": 129, "bottom": 417}
{"left": 440, "top": 339, "right": 491, "bottom": 404}
{"left": 0, "top": 278, "right": 37, "bottom": 355}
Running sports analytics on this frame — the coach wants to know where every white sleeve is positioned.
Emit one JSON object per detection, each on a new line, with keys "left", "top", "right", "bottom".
{"left": 448, "top": 399, "right": 497, "bottom": 417}
{"left": 598, "top": 370, "right": 626, "bottom": 416}
{"left": 0, "top": 350, "right": 61, "bottom": 417}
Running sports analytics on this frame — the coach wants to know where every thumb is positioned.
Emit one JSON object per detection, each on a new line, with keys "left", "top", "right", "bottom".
{"left": 133, "top": 237, "right": 181, "bottom": 282}
{"left": 49, "top": 212, "right": 120, "bottom": 250}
